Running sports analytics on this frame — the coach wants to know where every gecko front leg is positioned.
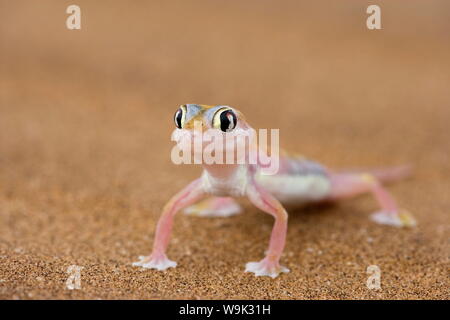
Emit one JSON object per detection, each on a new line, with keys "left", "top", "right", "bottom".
{"left": 245, "top": 180, "right": 290, "bottom": 278}
{"left": 133, "top": 178, "right": 205, "bottom": 271}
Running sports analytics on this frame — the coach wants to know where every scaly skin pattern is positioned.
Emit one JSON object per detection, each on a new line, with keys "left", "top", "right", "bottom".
{"left": 133, "top": 104, "right": 416, "bottom": 278}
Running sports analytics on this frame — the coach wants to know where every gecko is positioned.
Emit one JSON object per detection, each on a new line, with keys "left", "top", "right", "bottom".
{"left": 133, "top": 104, "right": 416, "bottom": 278}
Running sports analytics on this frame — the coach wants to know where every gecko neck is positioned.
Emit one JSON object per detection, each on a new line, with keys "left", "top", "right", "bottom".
{"left": 202, "top": 163, "right": 242, "bottom": 180}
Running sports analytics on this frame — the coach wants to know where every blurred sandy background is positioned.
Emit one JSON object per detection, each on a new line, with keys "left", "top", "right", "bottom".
{"left": 0, "top": 0, "right": 449, "bottom": 299}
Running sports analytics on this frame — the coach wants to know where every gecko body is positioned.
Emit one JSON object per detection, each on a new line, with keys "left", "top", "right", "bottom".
{"left": 256, "top": 157, "right": 331, "bottom": 205}
{"left": 133, "top": 104, "right": 416, "bottom": 278}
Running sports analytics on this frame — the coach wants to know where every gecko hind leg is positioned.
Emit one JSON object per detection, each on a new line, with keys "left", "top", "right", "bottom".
{"left": 328, "top": 173, "right": 416, "bottom": 227}
{"left": 184, "top": 197, "right": 242, "bottom": 217}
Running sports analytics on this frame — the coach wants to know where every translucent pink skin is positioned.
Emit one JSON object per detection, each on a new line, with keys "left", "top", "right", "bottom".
{"left": 133, "top": 107, "right": 415, "bottom": 278}
{"left": 328, "top": 168, "right": 416, "bottom": 228}
{"left": 134, "top": 110, "right": 294, "bottom": 277}
{"left": 133, "top": 170, "right": 292, "bottom": 278}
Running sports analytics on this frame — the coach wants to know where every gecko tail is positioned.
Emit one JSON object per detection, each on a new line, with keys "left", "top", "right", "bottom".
{"left": 335, "top": 165, "right": 413, "bottom": 184}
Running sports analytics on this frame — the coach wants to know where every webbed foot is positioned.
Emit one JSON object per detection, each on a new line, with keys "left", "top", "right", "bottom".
{"left": 371, "top": 209, "right": 417, "bottom": 227}
{"left": 245, "top": 258, "right": 289, "bottom": 278}
{"left": 184, "top": 197, "right": 241, "bottom": 217}
{"left": 132, "top": 254, "right": 177, "bottom": 271}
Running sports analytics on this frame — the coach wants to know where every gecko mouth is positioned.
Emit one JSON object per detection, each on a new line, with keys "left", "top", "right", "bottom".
{"left": 173, "top": 128, "right": 252, "bottom": 149}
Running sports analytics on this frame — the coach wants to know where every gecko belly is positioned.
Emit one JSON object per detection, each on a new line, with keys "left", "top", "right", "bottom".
{"left": 255, "top": 173, "right": 332, "bottom": 205}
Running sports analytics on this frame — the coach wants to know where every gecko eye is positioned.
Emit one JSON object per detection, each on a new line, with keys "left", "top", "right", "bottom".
{"left": 212, "top": 108, "right": 237, "bottom": 132}
{"left": 174, "top": 105, "right": 186, "bottom": 129}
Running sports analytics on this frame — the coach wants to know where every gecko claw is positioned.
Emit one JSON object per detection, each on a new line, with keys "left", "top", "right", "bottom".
{"left": 370, "top": 209, "right": 417, "bottom": 227}
{"left": 132, "top": 254, "right": 177, "bottom": 271}
{"left": 245, "top": 259, "right": 289, "bottom": 278}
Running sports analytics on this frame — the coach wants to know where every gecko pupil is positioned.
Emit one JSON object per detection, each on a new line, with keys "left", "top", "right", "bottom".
{"left": 220, "top": 110, "right": 237, "bottom": 132}
{"left": 174, "top": 108, "right": 183, "bottom": 128}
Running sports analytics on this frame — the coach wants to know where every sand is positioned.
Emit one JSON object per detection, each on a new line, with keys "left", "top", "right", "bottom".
{"left": 0, "top": 0, "right": 449, "bottom": 299}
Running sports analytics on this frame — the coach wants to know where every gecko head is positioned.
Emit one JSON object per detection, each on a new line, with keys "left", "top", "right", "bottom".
{"left": 171, "top": 104, "right": 255, "bottom": 162}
